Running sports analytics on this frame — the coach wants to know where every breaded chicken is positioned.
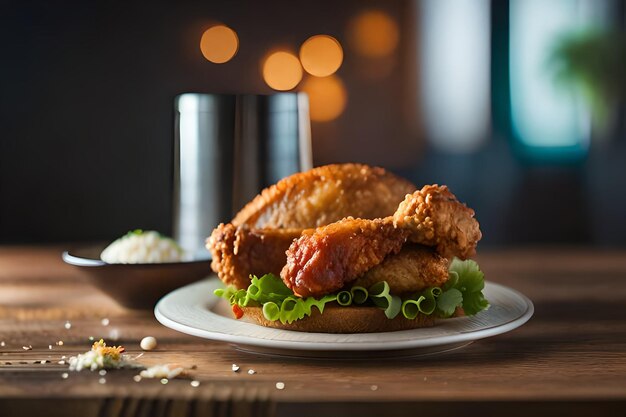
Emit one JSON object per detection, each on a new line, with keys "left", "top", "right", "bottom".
{"left": 208, "top": 224, "right": 302, "bottom": 289}
{"left": 393, "top": 185, "right": 481, "bottom": 259}
{"left": 232, "top": 163, "right": 415, "bottom": 229}
{"left": 281, "top": 218, "right": 408, "bottom": 297}
{"left": 208, "top": 163, "right": 481, "bottom": 298}
{"left": 352, "top": 245, "right": 449, "bottom": 295}
{"left": 208, "top": 164, "right": 415, "bottom": 288}
{"left": 281, "top": 185, "right": 480, "bottom": 297}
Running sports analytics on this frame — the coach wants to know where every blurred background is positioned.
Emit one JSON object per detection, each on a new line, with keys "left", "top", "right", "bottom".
{"left": 1, "top": 0, "right": 625, "bottom": 248}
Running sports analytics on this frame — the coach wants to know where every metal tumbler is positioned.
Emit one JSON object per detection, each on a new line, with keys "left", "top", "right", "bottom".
{"left": 173, "top": 93, "right": 312, "bottom": 258}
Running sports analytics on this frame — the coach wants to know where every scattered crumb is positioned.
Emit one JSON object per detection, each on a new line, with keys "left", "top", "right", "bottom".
{"left": 370, "top": 385, "right": 378, "bottom": 391}
{"left": 231, "top": 364, "right": 240, "bottom": 372}
{"left": 275, "top": 382, "right": 285, "bottom": 390}
{"left": 247, "top": 369, "right": 256, "bottom": 375}
{"left": 101, "top": 318, "right": 110, "bottom": 326}
{"left": 108, "top": 329, "right": 120, "bottom": 341}
{"left": 160, "top": 378, "right": 168, "bottom": 385}
{"left": 61, "top": 372, "right": 69, "bottom": 379}
{"left": 133, "top": 375, "right": 142, "bottom": 382}
{"left": 99, "top": 378, "right": 106, "bottom": 384}
{"left": 22, "top": 345, "right": 32, "bottom": 351}
{"left": 190, "top": 380, "right": 200, "bottom": 387}
{"left": 69, "top": 339, "right": 135, "bottom": 372}
{"left": 140, "top": 364, "right": 185, "bottom": 380}
{"left": 64, "top": 321, "right": 72, "bottom": 330}
{"left": 140, "top": 336, "right": 157, "bottom": 351}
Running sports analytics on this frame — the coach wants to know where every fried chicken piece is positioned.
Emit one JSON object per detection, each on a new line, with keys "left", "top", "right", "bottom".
{"left": 281, "top": 185, "right": 480, "bottom": 297}
{"left": 393, "top": 185, "right": 481, "bottom": 259}
{"left": 208, "top": 223, "right": 302, "bottom": 289}
{"left": 232, "top": 163, "right": 415, "bottom": 229}
{"left": 281, "top": 218, "right": 408, "bottom": 297}
{"left": 208, "top": 164, "right": 415, "bottom": 288}
{"left": 352, "top": 245, "right": 449, "bottom": 295}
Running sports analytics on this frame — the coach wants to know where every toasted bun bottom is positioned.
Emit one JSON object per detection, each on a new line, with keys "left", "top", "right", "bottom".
{"left": 239, "top": 305, "right": 457, "bottom": 333}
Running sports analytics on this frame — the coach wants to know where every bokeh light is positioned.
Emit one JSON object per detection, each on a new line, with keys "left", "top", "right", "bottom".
{"left": 348, "top": 10, "right": 399, "bottom": 58}
{"left": 299, "top": 35, "right": 344, "bottom": 77}
{"left": 262, "top": 51, "right": 303, "bottom": 91}
{"left": 200, "top": 25, "right": 239, "bottom": 64}
{"left": 301, "top": 75, "right": 347, "bottom": 122}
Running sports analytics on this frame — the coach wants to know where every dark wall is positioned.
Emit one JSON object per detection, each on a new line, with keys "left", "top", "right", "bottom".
{"left": 0, "top": 0, "right": 414, "bottom": 242}
{"left": 2, "top": 0, "right": 626, "bottom": 247}
{"left": 1, "top": 1, "right": 187, "bottom": 241}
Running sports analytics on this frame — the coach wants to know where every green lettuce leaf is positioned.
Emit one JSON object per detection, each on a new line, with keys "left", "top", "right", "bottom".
{"left": 369, "top": 281, "right": 402, "bottom": 319}
{"left": 350, "top": 286, "right": 368, "bottom": 304}
{"left": 246, "top": 274, "right": 292, "bottom": 304}
{"left": 302, "top": 295, "right": 337, "bottom": 315}
{"left": 262, "top": 302, "right": 280, "bottom": 321}
{"left": 401, "top": 296, "right": 425, "bottom": 319}
{"left": 279, "top": 297, "right": 302, "bottom": 324}
{"left": 439, "top": 258, "right": 489, "bottom": 316}
{"left": 449, "top": 258, "right": 485, "bottom": 293}
{"left": 214, "top": 260, "right": 489, "bottom": 325}
{"left": 437, "top": 288, "right": 463, "bottom": 317}
{"left": 461, "top": 290, "right": 489, "bottom": 316}
{"left": 215, "top": 274, "right": 337, "bottom": 324}
{"left": 337, "top": 291, "right": 353, "bottom": 306}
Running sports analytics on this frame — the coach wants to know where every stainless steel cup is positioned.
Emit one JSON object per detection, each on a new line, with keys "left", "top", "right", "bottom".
{"left": 173, "top": 93, "right": 311, "bottom": 258}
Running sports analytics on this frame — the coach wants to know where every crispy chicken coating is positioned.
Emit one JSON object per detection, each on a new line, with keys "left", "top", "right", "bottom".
{"left": 352, "top": 245, "right": 449, "bottom": 295}
{"left": 393, "top": 185, "right": 481, "bottom": 259}
{"left": 281, "top": 218, "right": 408, "bottom": 297}
{"left": 208, "top": 224, "right": 302, "bottom": 289}
{"left": 208, "top": 164, "right": 415, "bottom": 288}
{"left": 281, "top": 185, "right": 480, "bottom": 297}
{"left": 232, "top": 163, "right": 415, "bottom": 229}
{"left": 208, "top": 163, "right": 481, "bottom": 298}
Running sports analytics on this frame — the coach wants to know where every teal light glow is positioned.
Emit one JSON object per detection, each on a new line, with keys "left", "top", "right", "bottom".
{"left": 509, "top": 0, "right": 607, "bottom": 156}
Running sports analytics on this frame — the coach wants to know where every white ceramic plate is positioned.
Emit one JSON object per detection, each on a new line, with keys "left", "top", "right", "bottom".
{"left": 155, "top": 277, "right": 533, "bottom": 358}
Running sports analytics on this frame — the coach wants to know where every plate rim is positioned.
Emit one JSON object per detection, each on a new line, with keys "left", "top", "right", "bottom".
{"left": 155, "top": 277, "right": 534, "bottom": 352}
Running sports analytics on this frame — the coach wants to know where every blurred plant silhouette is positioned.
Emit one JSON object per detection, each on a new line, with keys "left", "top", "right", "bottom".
{"left": 551, "top": 30, "right": 626, "bottom": 127}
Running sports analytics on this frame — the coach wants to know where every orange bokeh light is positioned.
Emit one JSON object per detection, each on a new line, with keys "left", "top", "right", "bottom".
{"left": 262, "top": 51, "right": 303, "bottom": 91}
{"left": 299, "top": 35, "right": 344, "bottom": 77}
{"left": 348, "top": 10, "right": 399, "bottom": 58}
{"left": 301, "top": 75, "right": 347, "bottom": 122}
{"left": 200, "top": 25, "right": 239, "bottom": 64}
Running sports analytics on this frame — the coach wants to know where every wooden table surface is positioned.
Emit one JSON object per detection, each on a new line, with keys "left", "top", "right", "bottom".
{"left": 1, "top": 245, "right": 625, "bottom": 416}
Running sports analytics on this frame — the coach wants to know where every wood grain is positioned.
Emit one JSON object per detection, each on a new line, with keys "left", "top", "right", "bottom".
{"left": 1, "top": 245, "right": 626, "bottom": 416}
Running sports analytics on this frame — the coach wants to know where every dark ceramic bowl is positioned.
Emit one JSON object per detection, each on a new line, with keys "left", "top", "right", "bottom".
{"left": 62, "top": 245, "right": 212, "bottom": 310}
